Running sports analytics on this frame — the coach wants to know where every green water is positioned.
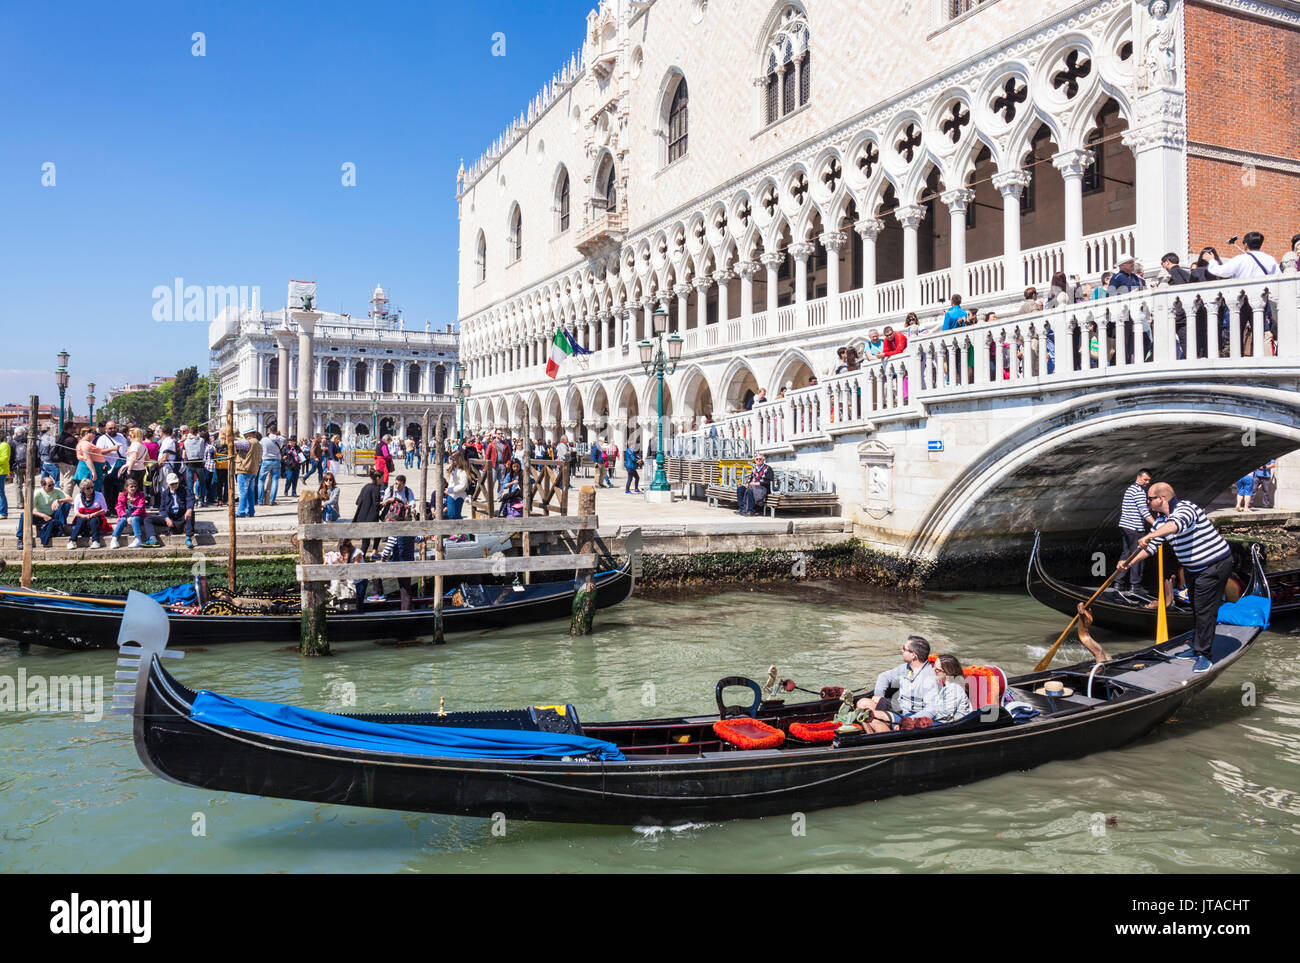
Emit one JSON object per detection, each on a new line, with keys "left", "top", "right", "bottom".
{"left": 2, "top": 580, "right": 1297, "bottom": 873}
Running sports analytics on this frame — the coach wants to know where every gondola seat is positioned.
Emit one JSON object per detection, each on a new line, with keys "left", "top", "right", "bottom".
{"left": 713, "top": 717, "right": 786, "bottom": 750}
{"left": 788, "top": 719, "right": 849, "bottom": 743}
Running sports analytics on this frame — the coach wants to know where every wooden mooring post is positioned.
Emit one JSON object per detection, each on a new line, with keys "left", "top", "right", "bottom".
{"left": 225, "top": 400, "right": 237, "bottom": 594}
{"left": 19, "top": 395, "right": 38, "bottom": 588}
{"left": 571, "top": 485, "right": 597, "bottom": 636}
{"left": 298, "top": 489, "right": 329, "bottom": 656}
{"left": 432, "top": 416, "right": 446, "bottom": 644}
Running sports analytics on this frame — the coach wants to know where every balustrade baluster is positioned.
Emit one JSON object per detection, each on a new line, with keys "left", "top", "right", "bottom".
{"left": 1228, "top": 296, "right": 1242, "bottom": 360}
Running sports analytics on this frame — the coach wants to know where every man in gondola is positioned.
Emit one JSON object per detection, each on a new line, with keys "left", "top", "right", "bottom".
{"left": 856, "top": 635, "right": 938, "bottom": 723}
{"left": 1117, "top": 468, "right": 1156, "bottom": 597}
{"left": 1118, "top": 482, "right": 1232, "bottom": 674}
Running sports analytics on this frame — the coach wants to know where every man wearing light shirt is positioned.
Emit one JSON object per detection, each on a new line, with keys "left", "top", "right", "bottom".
{"left": 1207, "top": 232, "right": 1280, "bottom": 279}
{"left": 858, "top": 635, "right": 939, "bottom": 721}
{"left": 97, "top": 420, "right": 128, "bottom": 518}
{"left": 259, "top": 426, "right": 284, "bottom": 506}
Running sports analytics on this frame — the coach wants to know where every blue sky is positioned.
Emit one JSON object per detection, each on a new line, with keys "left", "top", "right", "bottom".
{"left": 0, "top": 0, "right": 591, "bottom": 406}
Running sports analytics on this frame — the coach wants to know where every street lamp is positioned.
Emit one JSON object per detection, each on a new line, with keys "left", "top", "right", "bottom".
{"left": 86, "top": 382, "right": 96, "bottom": 427}
{"left": 637, "top": 305, "right": 683, "bottom": 501}
{"left": 369, "top": 391, "right": 378, "bottom": 443}
{"left": 455, "top": 361, "right": 471, "bottom": 445}
{"left": 55, "top": 350, "right": 70, "bottom": 434}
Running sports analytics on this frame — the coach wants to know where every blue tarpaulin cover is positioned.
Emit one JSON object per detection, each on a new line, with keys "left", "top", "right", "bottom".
{"left": 1217, "top": 594, "right": 1271, "bottom": 629}
{"left": 189, "top": 690, "right": 625, "bottom": 761}
{"left": 149, "top": 584, "right": 198, "bottom": 606}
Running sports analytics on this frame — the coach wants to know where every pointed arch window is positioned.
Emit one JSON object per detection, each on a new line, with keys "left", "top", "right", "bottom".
{"left": 761, "top": 6, "right": 810, "bottom": 127}
{"left": 475, "top": 232, "right": 486, "bottom": 283}
{"left": 509, "top": 207, "right": 522, "bottom": 263}
{"left": 667, "top": 78, "right": 689, "bottom": 163}
{"left": 326, "top": 359, "right": 340, "bottom": 392}
{"left": 597, "top": 157, "right": 617, "bottom": 213}
{"left": 558, "top": 170, "right": 570, "bottom": 232}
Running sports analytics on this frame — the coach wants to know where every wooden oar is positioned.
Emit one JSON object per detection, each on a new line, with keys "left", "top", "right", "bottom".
{"left": 0, "top": 586, "right": 126, "bottom": 607}
{"left": 1033, "top": 545, "right": 1148, "bottom": 672}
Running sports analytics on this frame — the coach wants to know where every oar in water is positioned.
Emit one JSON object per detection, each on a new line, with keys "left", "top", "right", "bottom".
{"left": 1033, "top": 545, "right": 1148, "bottom": 672}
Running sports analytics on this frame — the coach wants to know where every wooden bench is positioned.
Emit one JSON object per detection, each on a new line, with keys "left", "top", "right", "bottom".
{"left": 705, "top": 484, "right": 840, "bottom": 517}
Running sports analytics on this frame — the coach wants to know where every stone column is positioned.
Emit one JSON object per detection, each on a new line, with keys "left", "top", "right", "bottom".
{"left": 1123, "top": 87, "right": 1189, "bottom": 274}
{"left": 274, "top": 331, "right": 292, "bottom": 435}
{"left": 693, "top": 277, "right": 711, "bottom": 329}
{"left": 1053, "top": 149, "right": 1092, "bottom": 279}
{"left": 854, "top": 218, "right": 884, "bottom": 318}
{"left": 940, "top": 188, "right": 975, "bottom": 299}
{"left": 789, "top": 241, "right": 816, "bottom": 327}
{"left": 291, "top": 311, "right": 319, "bottom": 446}
{"left": 736, "top": 260, "right": 759, "bottom": 319}
{"left": 598, "top": 310, "right": 611, "bottom": 352}
{"left": 675, "top": 283, "right": 691, "bottom": 332}
{"left": 819, "top": 231, "right": 847, "bottom": 325}
{"left": 895, "top": 205, "right": 926, "bottom": 311}
{"left": 761, "top": 251, "right": 784, "bottom": 315}
{"left": 713, "top": 269, "right": 733, "bottom": 323}
{"left": 642, "top": 298, "right": 656, "bottom": 343}
{"left": 993, "top": 170, "right": 1032, "bottom": 295}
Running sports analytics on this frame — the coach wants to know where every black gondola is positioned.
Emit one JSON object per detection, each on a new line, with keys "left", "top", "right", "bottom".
{"left": 0, "top": 531, "right": 640, "bottom": 651}
{"left": 123, "top": 548, "right": 1272, "bottom": 826}
{"left": 1027, "top": 531, "right": 1297, "bottom": 636}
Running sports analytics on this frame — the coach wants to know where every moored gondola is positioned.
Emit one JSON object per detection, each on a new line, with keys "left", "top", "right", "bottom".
{"left": 123, "top": 557, "right": 1272, "bottom": 826}
{"left": 0, "top": 531, "right": 640, "bottom": 651}
{"left": 1027, "top": 532, "right": 1294, "bottom": 636}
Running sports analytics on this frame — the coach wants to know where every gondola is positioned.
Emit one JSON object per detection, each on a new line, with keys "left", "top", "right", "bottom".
{"left": 123, "top": 547, "right": 1272, "bottom": 826}
{"left": 0, "top": 530, "right": 640, "bottom": 651}
{"left": 1027, "top": 531, "right": 1297, "bottom": 636}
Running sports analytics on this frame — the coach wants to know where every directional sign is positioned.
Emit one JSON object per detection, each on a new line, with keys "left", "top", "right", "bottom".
{"left": 927, "top": 440, "right": 944, "bottom": 452}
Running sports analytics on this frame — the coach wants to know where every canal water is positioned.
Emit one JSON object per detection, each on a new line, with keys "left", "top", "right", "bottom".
{"left": 2, "top": 580, "right": 1297, "bottom": 873}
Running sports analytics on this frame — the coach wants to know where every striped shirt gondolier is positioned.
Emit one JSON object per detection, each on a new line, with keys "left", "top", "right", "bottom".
{"left": 1145, "top": 499, "right": 1231, "bottom": 571}
{"left": 1119, "top": 483, "right": 1150, "bottom": 531}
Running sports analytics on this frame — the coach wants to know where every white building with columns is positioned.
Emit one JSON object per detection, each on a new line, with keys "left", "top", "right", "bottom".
{"left": 453, "top": 0, "right": 1300, "bottom": 557}
{"left": 210, "top": 285, "right": 458, "bottom": 446}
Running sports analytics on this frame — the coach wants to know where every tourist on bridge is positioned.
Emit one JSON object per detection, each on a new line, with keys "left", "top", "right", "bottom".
{"left": 1207, "top": 232, "right": 1280, "bottom": 279}
{"left": 1108, "top": 257, "right": 1146, "bottom": 296}
{"left": 1119, "top": 483, "right": 1233, "bottom": 673}
{"left": 736, "top": 453, "right": 773, "bottom": 516}
{"left": 863, "top": 328, "right": 885, "bottom": 358}
{"left": 1118, "top": 468, "right": 1156, "bottom": 595}
{"left": 880, "top": 326, "right": 908, "bottom": 358}
{"left": 942, "top": 295, "right": 967, "bottom": 330}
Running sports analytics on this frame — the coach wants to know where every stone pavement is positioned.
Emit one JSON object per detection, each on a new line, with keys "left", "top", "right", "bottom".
{"left": 0, "top": 464, "right": 852, "bottom": 565}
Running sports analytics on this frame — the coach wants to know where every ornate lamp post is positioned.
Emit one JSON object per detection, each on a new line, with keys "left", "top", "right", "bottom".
{"left": 369, "top": 391, "right": 378, "bottom": 444}
{"left": 637, "top": 305, "right": 683, "bottom": 503}
{"left": 55, "top": 350, "right": 70, "bottom": 434}
{"left": 455, "top": 362, "right": 471, "bottom": 445}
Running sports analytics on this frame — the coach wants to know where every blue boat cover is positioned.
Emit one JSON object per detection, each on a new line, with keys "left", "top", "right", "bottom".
{"left": 189, "top": 690, "right": 625, "bottom": 761}
{"left": 149, "top": 584, "right": 198, "bottom": 606}
{"left": 1218, "top": 594, "right": 1271, "bottom": 628}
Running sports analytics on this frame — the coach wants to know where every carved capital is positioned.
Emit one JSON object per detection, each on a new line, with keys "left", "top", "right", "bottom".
{"left": 713, "top": 269, "right": 735, "bottom": 284}
{"left": 894, "top": 205, "right": 926, "bottom": 229}
{"left": 735, "top": 259, "right": 761, "bottom": 279}
{"left": 854, "top": 217, "right": 885, "bottom": 241}
{"left": 1052, "top": 148, "right": 1094, "bottom": 178}
{"left": 939, "top": 187, "right": 976, "bottom": 212}
{"left": 760, "top": 251, "right": 786, "bottom": 269}
{"left": 788, "top": 241, "right": 817, "bottom": 261}
{"left": 992, "top": 169, "right": 1033, "bottom": 198}
{"left": 818, "top": 230, "right": 848, "bottom": 253}
{"left": 693, "top": 277, "right": 712, "bottom": 292}
{"left": 673, "top": 283, "right": 692, "bottom": 298}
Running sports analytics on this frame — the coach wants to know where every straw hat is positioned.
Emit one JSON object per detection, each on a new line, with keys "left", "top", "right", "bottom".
{"left": 1034, "top": 680, "right": 1075, "bottom": 697}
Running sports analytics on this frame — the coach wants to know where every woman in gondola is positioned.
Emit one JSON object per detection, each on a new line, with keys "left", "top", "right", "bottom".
{"left": 352, "top": 469, "right": 384, "bottom": 556}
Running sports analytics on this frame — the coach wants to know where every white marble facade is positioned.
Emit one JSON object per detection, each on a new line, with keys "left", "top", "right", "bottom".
{"left": 454, "top": 0, "right": 1198, "bottom": 450}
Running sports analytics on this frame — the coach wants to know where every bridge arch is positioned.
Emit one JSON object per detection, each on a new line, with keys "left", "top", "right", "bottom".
{"left": 908, "top": 385, "right": 1300, "bottom": 561}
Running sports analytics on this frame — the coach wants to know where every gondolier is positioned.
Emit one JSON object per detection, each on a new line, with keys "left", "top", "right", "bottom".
{"left": 1119, "top": 482, "right": 1232, "bottom": 673}
{"left": 1118, "top": 468, "right": 1156, "bottom": 595}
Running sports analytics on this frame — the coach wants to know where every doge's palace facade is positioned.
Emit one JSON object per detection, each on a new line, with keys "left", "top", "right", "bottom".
{"left": 455, "top": 0, "right": 1298, "bottom": 450}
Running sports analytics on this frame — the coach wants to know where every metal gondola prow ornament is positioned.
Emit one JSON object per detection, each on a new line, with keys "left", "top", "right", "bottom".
{"left": 113, "top": 590, "right": 183, "bottom": 717}
{"left": 625, "top": 527, "right": 644, "bottom": 580}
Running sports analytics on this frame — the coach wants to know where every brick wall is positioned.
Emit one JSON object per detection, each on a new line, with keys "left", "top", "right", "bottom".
{"left": 1185, "top": 2, "right": 1300, "bottom": 258}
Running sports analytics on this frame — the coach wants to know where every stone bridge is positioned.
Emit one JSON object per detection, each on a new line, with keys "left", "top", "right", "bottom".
{"left": 682, "top": 273, "right": 1300, "bottom": 570}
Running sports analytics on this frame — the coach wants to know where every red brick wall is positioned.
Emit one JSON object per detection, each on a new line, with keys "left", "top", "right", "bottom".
{"left": 1184, "top": 2, "right": 1300, "bottom": 257}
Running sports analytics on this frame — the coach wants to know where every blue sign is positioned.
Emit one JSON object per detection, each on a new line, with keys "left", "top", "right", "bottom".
{"left": 927, "top": 440, "right": 944, "bottom": 452}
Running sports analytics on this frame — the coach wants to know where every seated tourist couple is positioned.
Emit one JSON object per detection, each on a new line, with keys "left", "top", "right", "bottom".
{"left": 853, "top": 635, "right": 973, "bottom": 733}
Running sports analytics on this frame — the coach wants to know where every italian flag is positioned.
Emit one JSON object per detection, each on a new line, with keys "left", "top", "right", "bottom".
{"left": 546, "top": 327, "right": 575, "bottom": 378}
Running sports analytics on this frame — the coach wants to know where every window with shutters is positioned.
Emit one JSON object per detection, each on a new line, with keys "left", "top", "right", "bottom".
{"left": 667, "top": 78, "right": 689, "bottom": 163}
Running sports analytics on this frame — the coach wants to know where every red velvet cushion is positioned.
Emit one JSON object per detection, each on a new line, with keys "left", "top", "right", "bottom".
{"left": 713, "top": 717, "right": 786, "bottom": 750}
